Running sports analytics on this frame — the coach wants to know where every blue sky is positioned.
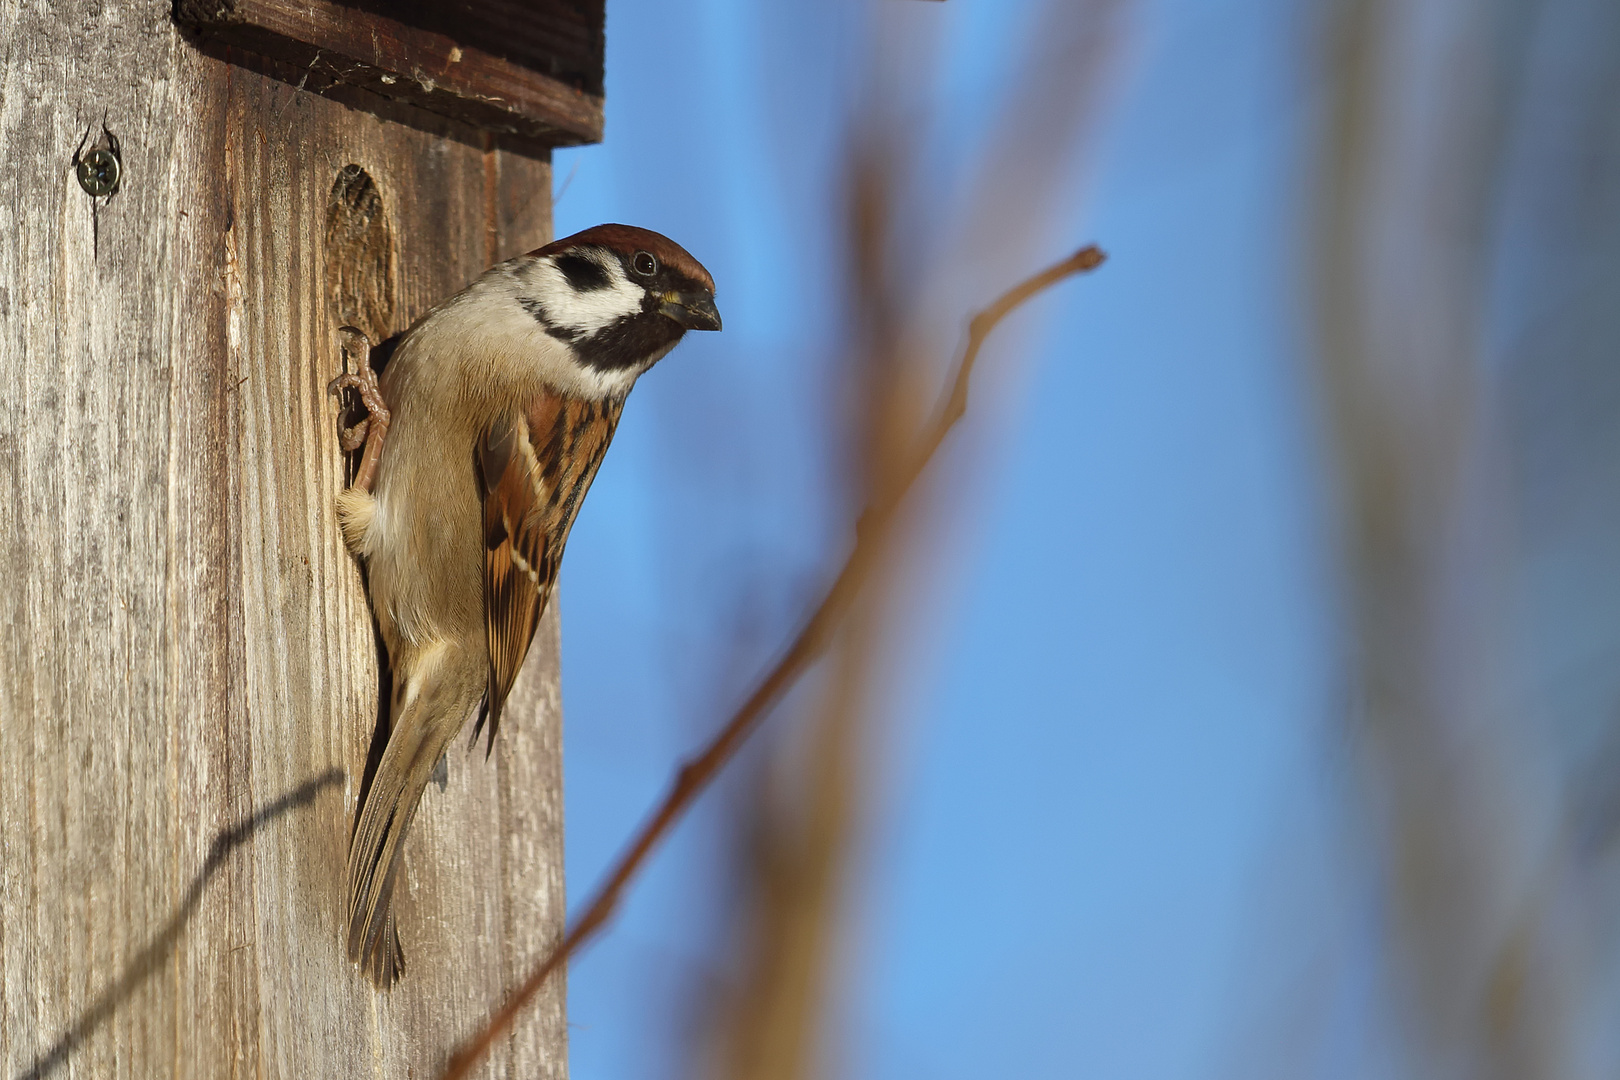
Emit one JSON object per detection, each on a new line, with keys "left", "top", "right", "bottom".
{"left": 550, "top": 0, "right": 1358, "bottom": 1076}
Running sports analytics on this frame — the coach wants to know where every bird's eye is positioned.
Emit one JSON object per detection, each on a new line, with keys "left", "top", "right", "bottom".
{"left": 633, "top": 251, "right": 658, "bottom": 276}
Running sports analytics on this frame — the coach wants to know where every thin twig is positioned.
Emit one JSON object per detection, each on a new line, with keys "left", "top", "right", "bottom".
{"left": 440, "top": 244, "right": 1106, "bottom": 1080}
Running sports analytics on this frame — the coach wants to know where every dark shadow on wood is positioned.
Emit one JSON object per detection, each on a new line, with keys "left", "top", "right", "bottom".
{"left": 18, "top": 767, "right": 346, "bottom": 1080}
{"left": 352, "top": 612, "right": 396, "bottom": 843}
{"left": 336, "top": 0, "right": 605, "bottom": 96}
{"left": 368, "top": 333, "right": 401, "bottom": 377}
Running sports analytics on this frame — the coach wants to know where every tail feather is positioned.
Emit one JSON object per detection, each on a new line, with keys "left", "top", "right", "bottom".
{"left": 346, "top": 664, "right": 471, "bottom": 987}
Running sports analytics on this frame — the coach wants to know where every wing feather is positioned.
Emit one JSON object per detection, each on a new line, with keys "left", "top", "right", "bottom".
{"left": 474, "top": 392, "right": 623, "bottom": 751}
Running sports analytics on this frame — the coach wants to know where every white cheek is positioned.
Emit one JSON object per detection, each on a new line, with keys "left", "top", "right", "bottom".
{"left": 473, "top": 297, "right": 642, "bottom": 398}
{"left": 396, "top": 256, "right": 648, "bottom": 402}
{"left": 525, "top": 257, "right": 644, "bottom": 337}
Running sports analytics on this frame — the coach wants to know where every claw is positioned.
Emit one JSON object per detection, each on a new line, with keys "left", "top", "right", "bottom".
{"left": 335, "top": 415, "right": 370, "bottom": 454}
{"left": 330, "top": 326, "right": 391, "bottom": 493}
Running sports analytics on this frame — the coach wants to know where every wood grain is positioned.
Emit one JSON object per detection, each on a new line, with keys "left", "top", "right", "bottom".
{"left": 0, "top": 4, "right": 567, "bottom": 1077}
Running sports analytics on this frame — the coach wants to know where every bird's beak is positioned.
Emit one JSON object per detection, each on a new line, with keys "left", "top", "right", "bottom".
{"left": 659, "top": 292, "right": 722, "bottom": 331}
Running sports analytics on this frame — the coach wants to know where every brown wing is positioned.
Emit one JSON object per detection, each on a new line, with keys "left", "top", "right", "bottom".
{"left": 473, "top": 391, "right": 624, "bottom": 752}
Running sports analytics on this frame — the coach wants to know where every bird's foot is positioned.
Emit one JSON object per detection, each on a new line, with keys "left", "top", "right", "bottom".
{"left": 328, "top": 326, "right": 390, "bottom": 493}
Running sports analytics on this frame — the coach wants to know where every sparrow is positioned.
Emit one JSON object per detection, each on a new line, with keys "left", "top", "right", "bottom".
{"left": 326, "top": 224, "right": 720, "bottom": 986}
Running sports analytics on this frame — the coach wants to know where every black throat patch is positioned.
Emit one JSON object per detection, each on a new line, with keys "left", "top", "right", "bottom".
{"left": 572, "top": 311, "right": 687, "bottom": 372}
{"left": 516, "top": 298, "right": 687, "bottom": 373}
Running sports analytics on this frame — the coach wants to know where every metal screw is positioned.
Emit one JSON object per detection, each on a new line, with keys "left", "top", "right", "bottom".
{"left": 76, "top": 147, "right": 120, "bottom": 197}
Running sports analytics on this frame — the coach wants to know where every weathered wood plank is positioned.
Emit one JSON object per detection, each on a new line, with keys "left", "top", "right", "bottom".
{"left": 341, "top": 0, "right": 605, "bottom": 95}
{"left": 0, "top": 12, "right": 237, "bottom": 1078}
{"left": 175, "top": 0, "right": 604, "bottom": 151}
{"left": 0, "top": 4, "right": 568, "bottom": 1077}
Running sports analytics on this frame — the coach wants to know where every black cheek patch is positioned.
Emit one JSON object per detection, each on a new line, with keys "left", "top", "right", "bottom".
{"left": 555, "top": 253, "right": 612, "bottom": 292}
{"left": 519, "top": 297, "right": 581, "bottom": 343}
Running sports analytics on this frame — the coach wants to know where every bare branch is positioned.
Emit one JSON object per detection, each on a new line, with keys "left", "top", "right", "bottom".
{"left": 440, "top": 244, "right": 1106, "bottom": 1080}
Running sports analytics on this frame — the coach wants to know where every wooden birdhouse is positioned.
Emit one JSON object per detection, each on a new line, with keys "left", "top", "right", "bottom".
{"left": 0, "top": 3, "right": 602, "bottom": 1075}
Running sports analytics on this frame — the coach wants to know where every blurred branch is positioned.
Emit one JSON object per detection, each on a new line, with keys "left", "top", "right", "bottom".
{"left": 699, "top": 153, "right": 909, "bottom": 1080}
{"left": 441, "top": 244, "right": 1107, "bottom": 1080}
{"left": 1311, "top": 0, "right": 1559, "bottom": 1073}
{"left": 708, "top": 512, "right": 885, "bottom": 1080}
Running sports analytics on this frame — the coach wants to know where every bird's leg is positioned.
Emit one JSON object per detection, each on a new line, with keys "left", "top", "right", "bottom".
{"left": 328, "top": 326, "right": 390, "bottom": 493}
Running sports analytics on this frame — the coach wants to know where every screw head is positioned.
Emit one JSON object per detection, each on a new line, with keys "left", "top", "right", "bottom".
{"left": 76, "top": 148, "right": 120, "bottom": 197}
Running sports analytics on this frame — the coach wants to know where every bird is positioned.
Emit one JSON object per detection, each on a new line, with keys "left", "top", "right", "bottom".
{"left": 326, "top": 223, "right": 720, "bottom": 986}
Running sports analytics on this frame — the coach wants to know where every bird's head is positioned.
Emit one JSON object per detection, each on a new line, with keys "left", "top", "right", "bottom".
{"left": 492, "top": 224, "right": 719, "bottom": 396}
